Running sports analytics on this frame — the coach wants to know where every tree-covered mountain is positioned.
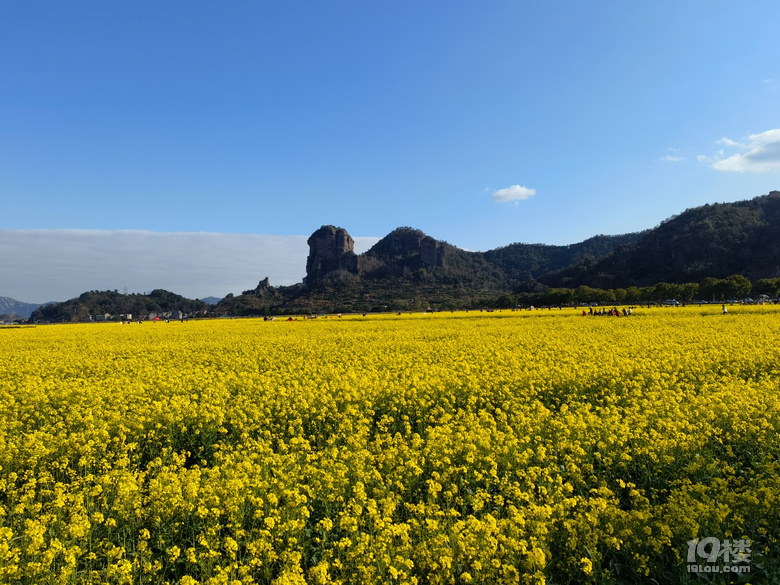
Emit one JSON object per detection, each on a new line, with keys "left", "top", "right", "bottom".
{"left": 543, "top": 191, "right": 780, "bottom": 288}
{"left": 29, "top": 290, "right": 209, "bottom": 323}
{"left": 482, "top": 232, "right": 643, "bottom": 285}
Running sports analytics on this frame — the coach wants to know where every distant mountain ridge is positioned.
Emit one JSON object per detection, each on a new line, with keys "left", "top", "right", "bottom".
{"left": 199, "top": 296, "right": 223, "bottom": 305}
{"left": 0, "top": 297, "right": 47, "bottom": 319}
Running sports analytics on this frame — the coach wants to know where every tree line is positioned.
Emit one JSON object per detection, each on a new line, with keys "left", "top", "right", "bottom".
{"left": 496, "top": 275, "right": 780, "bottom": 308}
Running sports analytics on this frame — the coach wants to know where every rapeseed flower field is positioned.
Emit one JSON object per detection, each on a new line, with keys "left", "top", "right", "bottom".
{"left": 1, "top": 307, "right": 778, "bottom": 584}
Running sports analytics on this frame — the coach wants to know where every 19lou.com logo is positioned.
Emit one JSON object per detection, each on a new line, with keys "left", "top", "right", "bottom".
{"left": 687, "top": 537, "right": 752, "bottom": 574}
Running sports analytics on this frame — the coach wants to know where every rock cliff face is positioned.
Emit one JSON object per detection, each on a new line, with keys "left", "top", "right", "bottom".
{"left": 305, "top": 226, "right": 452, "bottom": 286}
{"left": 366, "top": 227, "right": 447, "bottom": 267}
{"left": 420, "top": 236, "right": 446, "bottom": 267}
{"left": 252, "top": 277, "right": 278, "bottom": 297}
{"left": 306, "top": 225, "right": 358, "bottom": 285}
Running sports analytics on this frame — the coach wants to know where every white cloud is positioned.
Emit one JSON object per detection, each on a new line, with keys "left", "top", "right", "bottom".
{"left": 717, "top": 137, "right": 744, "bottom": 148}
{"left": 0, "top": 230, "right": 380, "bottom": 303}
{"left": 662, "top": 155, "right": 684, "bottom": 162}
{"left": 707, "top": 129, "right": 780, "bottom": 173}
{"left": 491, "top": 184, "right": 536, "bottom": 203}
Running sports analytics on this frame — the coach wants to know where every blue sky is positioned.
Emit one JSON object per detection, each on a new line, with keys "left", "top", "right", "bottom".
{"left": 2, "top": 1, "right": 779, "bottom": 302}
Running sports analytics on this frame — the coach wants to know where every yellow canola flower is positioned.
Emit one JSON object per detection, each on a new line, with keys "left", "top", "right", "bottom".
{"left": 0, "top": 307, "right": 779, "bottom": 583}
{"left": 580, "top": 557, "right": 593, "bottom": 575}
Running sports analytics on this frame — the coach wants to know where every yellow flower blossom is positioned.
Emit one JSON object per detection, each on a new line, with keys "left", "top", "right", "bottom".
{"left": 1, "top": 307, "right": 778, "bottom": 583}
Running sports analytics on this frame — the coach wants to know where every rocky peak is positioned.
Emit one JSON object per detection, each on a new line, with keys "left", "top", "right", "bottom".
{"left": 255, "top": 277, "right": 273, "bottom": 292}
{"left": 245, "top": 276, "right": 278, "bottom": 298}
{"left": 307, "top": 225, "right": 354, "bottom": 256}
{"left": 306, "top": 225, "right": 358, "bottom": 285}
{"left": 368, "top": 227, "right": 446, "bottom": 267}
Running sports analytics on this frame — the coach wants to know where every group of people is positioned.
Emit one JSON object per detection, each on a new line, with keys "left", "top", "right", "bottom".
{"left": 582, "top": 306, "right": 633, "bottom": 317}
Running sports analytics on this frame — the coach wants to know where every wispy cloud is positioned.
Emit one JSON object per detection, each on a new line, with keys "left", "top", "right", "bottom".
{"left": 660, "top": 148, "right": 685, "bottom": 163}
{"left": 701, "top": 129, "right": 780, "bottom": 173}
{"left": 0, "top": 230, "right": 380, "bottom": 303}
{"left": 491, "top": 184, "right": 536, "bottom": 204}
{"left": 717, "top": 137, "right": 743, "bottom": 148}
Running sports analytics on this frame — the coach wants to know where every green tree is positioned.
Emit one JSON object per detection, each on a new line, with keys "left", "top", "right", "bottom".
{"left": 542, "top": 288, "right": 575, "bottom": 306}
{"left": 650, "top": 282, "right": 675, "bottom": 302}
{"left": 678, "top": 283, "right": 699, "bottom": 303}
{"left": 700, "top": 277, "right": 727, "bottom": 301}
{"left": 754, "top": 278, "right": 780, "bottom": 298}
{"left": 495, "top": 294, "right": 516, "bottom": 309}
{"left": 722, "top": 275, "right": 752, "bottom": 300}
{"left": 625, "top": 286, "right": 642, "bottom": 303}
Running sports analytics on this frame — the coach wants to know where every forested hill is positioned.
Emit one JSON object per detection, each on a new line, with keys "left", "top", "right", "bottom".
{"left": 30, "top": 290, "right": 209, "bottom": 323}
{"left": 543, "top": 191, "right": 780, "bottom": 288}
{"left": 482, "top": 232, "right": 643, "bottom": 284}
